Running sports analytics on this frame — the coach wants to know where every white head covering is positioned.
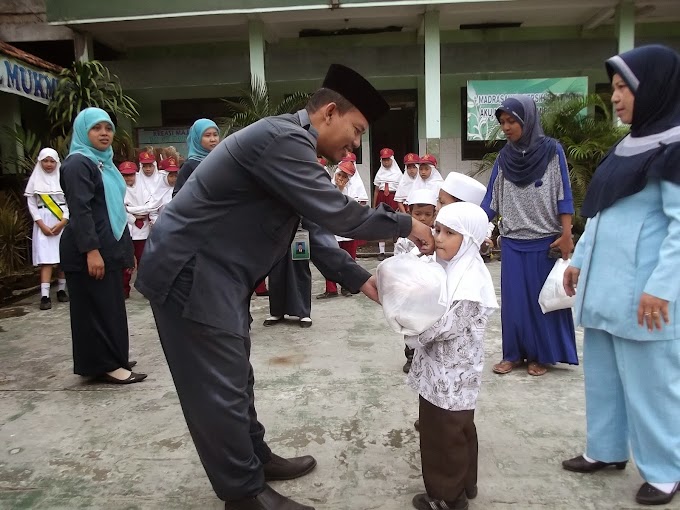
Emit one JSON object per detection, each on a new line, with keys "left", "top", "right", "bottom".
{"left": 407, "top": 188, "right": 438, "bottom": 207}
{"left": 24, "top": 148, "right": 62, "bottom": 196}
{"left": 138, "top": 160, "right": 163, "bottom": 201}
{"left": 337, "top": 162, "right": 369, "bottom": 202}
{"left": 373, "top": 156, "right": 403, "bottom": 189}
{"left": 435, "top": 202, "right": 498, "bottom": 309}
{"left": 154, "top": 173, "right": 175, "bottom": 208}
{"left": 441, "top": 172, "right": 487, "bottom": 206}
{"left": 411, "top": 163, "right": 444, "bottom": 195}
{"left": 394, "top": 166, "right": 418, "bottom": 203}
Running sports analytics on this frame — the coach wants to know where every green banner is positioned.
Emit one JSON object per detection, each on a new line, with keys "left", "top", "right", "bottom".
{"left": 466, "top": 77, "right": 588, "bottom": 141}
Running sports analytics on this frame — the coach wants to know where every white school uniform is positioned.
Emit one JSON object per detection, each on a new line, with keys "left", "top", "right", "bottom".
{"left": 124, "top": 179, "right": 158, "bottom": 241}
{"left": 24, "top": 149, "right": 69, "bottom": 265}
{"left": 149, "top": 173, "right": 175, "bottom": 224}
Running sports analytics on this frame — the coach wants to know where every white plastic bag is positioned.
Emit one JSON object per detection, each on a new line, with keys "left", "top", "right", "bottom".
{"left": 376, "top": 253, "right": 448, "bottom": 336}
{"left": 538, "top": 258, "right": 576, "bottom": 314}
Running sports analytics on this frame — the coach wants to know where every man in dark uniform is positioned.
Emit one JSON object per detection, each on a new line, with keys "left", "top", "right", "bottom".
{"left": 136, "top": 64, "right": 433, "bottom": 510}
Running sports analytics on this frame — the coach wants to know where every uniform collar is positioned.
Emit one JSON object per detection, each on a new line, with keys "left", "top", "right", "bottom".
{"left": 297, "top": 109, "right": 318, "bottom": 138}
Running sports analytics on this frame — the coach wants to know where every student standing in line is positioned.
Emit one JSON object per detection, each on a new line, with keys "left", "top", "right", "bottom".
{"left": 395, "top": 152, "right": 420, "bottom": 213}
{"left": 24, "top": 148, "right": 69, "bottom": 310}
{"left": 373, "top": 148, "right": 403, "bottom": 260}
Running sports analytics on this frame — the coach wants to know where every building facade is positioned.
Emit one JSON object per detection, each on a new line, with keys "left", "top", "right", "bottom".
{"left": 2, "top": 1, "right": 680, "bottom": 185}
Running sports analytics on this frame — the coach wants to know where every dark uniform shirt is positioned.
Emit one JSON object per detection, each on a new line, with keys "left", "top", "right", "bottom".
{"left": 59, "top": 154, "right": 134, "bottom": 273}
{"left": 136, "top": 109, "right": 411, "bottom": 336}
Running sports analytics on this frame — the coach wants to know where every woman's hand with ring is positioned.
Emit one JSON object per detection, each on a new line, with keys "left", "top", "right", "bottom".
{"left": 637, "top": 292, "right": 670, "bottom": 331}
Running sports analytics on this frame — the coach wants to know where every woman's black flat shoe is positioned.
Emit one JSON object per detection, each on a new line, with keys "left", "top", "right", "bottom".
{"left": 636, "top": 483, "right": 678, "bottom": 505}
{"left": 98, "top": 372, "right": 147, "bottom": 384}
{"left": 562, "top": 455, "right": 627, "bottom": 473}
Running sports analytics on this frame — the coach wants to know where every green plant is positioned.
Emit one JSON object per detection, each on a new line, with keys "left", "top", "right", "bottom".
{"left": 0, "top": 192, "right": 30, "bottom": 276}
{"left": 111, "top": 129, "right": 136, "bottom": 165}
{"left": 1, "top": 124, "right": 42, "bottom": 174}
{"left": 47, "top": 60, "right": 139, "bottom": 138}
{"left": 541, "top": 94, "right": 628, "bottom": 214}
{"left": 219, "top": 77, "right": 310, "bottom": 134}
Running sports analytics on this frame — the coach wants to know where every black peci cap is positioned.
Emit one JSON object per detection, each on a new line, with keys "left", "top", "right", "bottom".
{"left": 322, "top": 64, "right": 389, "bottom": 123}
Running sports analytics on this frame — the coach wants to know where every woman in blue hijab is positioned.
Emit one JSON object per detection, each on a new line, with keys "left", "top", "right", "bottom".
{"left": 59, "top": 107, "right": 147, "bottom": 384}
{"left": 481, "top": 96, "right": 577, "bottom": 377}
{"left": 172, "top": 118, "right": 219, "bottom": 197}
{"left": 562, "top": 45, "right": 680, "bottom": 506}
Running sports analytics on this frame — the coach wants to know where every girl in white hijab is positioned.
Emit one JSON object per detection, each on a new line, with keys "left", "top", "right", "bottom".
{"left": 406, "top": 202, "right": 497, "bottom": 510}
{"left": 137, "top": 150, "right": 164, "bottom": 205}
{"left": 395, "top": 152, "right": 420, "bottom": 212}
{"left": 337, "top": 153, "right": 369, "bottom": 204}
{"left": 24, "top": 148, "right": 70, "bottom": 310}
{"left": 373, "top": 148, "right": 403, "bottom": 259}
{"left": 409, "top": 153, "right": 444, "bottom": 197}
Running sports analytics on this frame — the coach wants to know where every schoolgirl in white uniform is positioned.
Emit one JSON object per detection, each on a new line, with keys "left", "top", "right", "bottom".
{"left": 24, "top": 148, "right": 69, "bottom": 310}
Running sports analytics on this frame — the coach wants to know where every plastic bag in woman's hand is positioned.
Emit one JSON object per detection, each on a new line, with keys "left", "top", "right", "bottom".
{"left": 376, "top": 253, "right": 448, "bottom": 336}
{"left": 538, "top": 258, "right": 576, "bottom": 314}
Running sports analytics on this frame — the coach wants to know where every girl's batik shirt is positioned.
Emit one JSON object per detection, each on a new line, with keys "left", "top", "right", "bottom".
{"left": 407, "top": 300, "right": 493, "bottom": 411}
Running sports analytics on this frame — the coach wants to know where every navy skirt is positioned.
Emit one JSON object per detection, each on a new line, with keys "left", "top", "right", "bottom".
{"left": 500, "top": 236, "right": 578, "bottom": 365}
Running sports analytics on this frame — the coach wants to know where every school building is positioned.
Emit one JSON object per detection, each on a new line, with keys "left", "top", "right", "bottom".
{"left": 2, "top": 0, "right": 680, "bottom": 186}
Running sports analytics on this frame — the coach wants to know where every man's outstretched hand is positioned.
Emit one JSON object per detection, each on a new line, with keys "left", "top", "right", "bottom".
{"left": 360, "top": 275, "right": 380, "bottom": 303}
{"left": 408, "top": 218, "right": 435, "bottom": 255}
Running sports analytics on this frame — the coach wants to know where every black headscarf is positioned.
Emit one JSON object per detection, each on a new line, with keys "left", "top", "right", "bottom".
{"left": 494, "top": 95, "right": 558, "bottom": 187}
{"left": 581, "top": 45, "right": 680, "bottom": 218}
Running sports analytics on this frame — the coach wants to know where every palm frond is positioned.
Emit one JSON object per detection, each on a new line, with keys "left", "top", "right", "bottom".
{"left": 220, "top": 75, "right": 311, "bottom": 134}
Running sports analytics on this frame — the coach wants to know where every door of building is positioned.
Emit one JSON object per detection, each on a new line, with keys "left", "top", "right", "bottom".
{"left": 368, "top": 89, "right": 418, "bottom": 206}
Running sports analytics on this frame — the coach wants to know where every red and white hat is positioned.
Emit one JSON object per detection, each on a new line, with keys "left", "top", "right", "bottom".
{"left": 138, "top": 151, "right": 156, "bottom": 164}
{"left": 403, "top": 153, "right": 419, "bottom": 165}
{"left": 380, "top": 148, "right": 394, "bottom": 159}
{"left": 118, "top": 161, "right": 137, "bottom": 174}
{"left": 337, "top": 160, "right": 356, "bottom": 176}
{"left": 341, "top": 152, "right": 357, "bottom": 163}
{"left": 159, "top": 157, "right": 180, "bottom": 172}
{"left": 419, "top": 154, "right": 438, "bottom": 167}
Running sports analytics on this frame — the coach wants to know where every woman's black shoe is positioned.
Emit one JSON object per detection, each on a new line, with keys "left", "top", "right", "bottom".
{"left": 97, "top": 372, "right": 147, "bottom": 384}
{"left": 56, "top": 290, "right": 69, "bottom": 302}
{"left": 40, "top": 296, "right": 52, "bottom": 310}
{"left": 636, "top": 483, "right": 678, "bottom": 505}
{"left": 263, "top": 317, "right": 282, "bottom": 327}
{"left": 562, "top": 455, "right": 627, "bottom": 473}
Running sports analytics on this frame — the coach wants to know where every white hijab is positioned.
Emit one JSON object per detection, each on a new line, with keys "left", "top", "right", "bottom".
{"left": 124, "top": 174, "right": 159, "bottom": 215}
{"left": 410, "top": 164, "right": 444, "bottom": 195}
{"left": 435, "top": 202, "right": 498, "bottom": 309}
{"left": 137, "top": 161, "right": 163, "bottom": 201}
{"left": 24, "top": 148, "right": 62, "bottom": 196}
{"left": 154, "top": 173, "right": 175, "bottom": 207}
{"left": 338, "top": 162, "right": 369, "bottom": 202}
{"left": 394, "top": 165, "right": 418, "bottom": 203}
{"left": 373, "top": 156, "right": 403, "bottom": 189}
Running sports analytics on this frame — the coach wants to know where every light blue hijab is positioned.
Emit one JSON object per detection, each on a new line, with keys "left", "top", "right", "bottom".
{"left": 69, "top": 108, "right": 127, "bottom": 241}
{"left": 187, "top": 118, "right": 219, "bottom": 161}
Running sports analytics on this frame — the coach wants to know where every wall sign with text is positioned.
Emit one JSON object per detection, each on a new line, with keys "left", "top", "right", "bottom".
{"left": 466, "top": 77, "right": 588, "bottom": 141}
{"left": 136, "top": 126, "right": 190, "bottom": 156}
{"left": 0, "top": 56, "right": 58, "bottom": 105}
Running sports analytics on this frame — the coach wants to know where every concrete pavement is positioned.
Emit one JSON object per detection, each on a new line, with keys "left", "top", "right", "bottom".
{"left": 0, "top": 260, "right": 675, "bottom": 510}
